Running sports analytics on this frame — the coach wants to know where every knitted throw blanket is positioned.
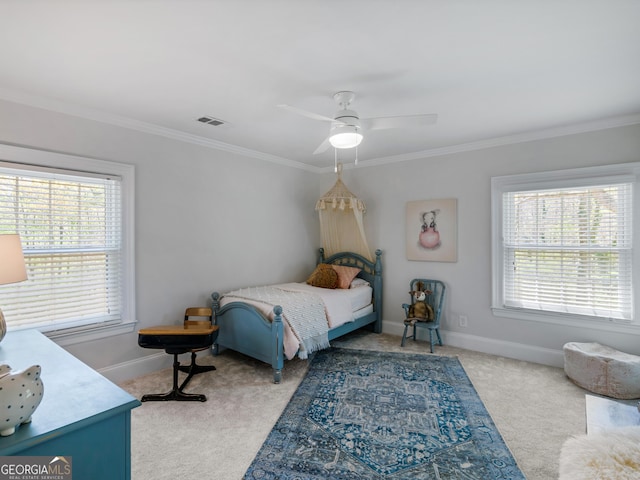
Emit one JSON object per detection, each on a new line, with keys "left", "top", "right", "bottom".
{"left": 224, "top": 286, "right": 329, "bottom": 359}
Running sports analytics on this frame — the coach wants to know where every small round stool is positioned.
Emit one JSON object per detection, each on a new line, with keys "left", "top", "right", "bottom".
{"left": 138, "top": 324, "right": 219, "bottom": 402}
{"left": 563, "top": 342, "right": 640, "bottom": 399}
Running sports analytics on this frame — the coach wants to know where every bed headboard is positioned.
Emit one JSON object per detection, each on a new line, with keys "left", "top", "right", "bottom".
{"left": 318, "top": 248, "right": 383, "bottom": 316}
{"left": 319, "top": 248, "right": 381, "bottom": 285}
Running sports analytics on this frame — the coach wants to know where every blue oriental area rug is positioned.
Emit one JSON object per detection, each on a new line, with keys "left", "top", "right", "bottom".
{"left": 244, "top": 348, "right": 525, "bottom": 480}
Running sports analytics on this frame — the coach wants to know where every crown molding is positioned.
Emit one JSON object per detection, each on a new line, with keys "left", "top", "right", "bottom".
{"left": 0, "top": 87, "right": 320, "bottom": 173}
{"left": 2, "top": 87, "right": 638, "bottom": 175}
{"left": 346, "top": 113, "right": 640, "bottom": 171}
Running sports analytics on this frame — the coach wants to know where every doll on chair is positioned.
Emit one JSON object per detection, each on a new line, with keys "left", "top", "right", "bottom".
{"left": 407, "top": 281, "right": 434, "bottom": 322}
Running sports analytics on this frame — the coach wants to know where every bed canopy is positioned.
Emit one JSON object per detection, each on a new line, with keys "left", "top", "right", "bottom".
{"left": 315, "top": 163, "right": 373, "bottom": 262}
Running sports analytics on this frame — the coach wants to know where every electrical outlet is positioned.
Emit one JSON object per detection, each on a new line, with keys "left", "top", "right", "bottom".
{"left": 459, "top": 315, "right": 468, "bottom": 327}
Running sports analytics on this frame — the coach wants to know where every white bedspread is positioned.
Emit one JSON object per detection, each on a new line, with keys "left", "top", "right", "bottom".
{"left": 223, "top": 285, "right": 328, "bottom": 359}
{"left": 220, "top": 282, "right": 367, "bottom": 360}
{"left": 276, "top": 283, "right": 354, "bottom": 328}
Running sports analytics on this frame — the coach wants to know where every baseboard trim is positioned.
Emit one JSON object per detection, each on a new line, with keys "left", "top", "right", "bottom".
{"left": 98, "top": 350, "right": 209, "bottom": 384}
{"left": 382, "top": 320, "right": 565, "bottom": 368}
{"left": 102, "top": 325, "right": 565, "bottom": 384}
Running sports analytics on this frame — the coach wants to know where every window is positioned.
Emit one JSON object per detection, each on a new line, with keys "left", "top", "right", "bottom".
{"left": 492, "top": 163, "right": 639, "bottom": 330}
{"left": 0, "top": 145, "right": 135, "bottom": 343}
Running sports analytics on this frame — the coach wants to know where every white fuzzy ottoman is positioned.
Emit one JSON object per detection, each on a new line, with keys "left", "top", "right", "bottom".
{"left": 564, "top": 342, "right": 640, "bottom": 399}
{"left": 559, "top": 426, "right": 640, "bottom": 480}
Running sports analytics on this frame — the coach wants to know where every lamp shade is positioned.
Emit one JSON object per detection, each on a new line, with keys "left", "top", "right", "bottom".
{"left": 329, "top": 124, "right": 363, "bottom": 149}
{"left": 0, "top": 234, "right": 27, "bottom": 286}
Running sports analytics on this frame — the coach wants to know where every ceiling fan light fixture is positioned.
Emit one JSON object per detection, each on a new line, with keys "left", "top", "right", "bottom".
{"left": 329, "top": 124, "right": 363, "bottom": 149}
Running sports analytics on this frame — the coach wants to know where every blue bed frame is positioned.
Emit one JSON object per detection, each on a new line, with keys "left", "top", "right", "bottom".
{"left": 211, "top": 248, "right": 383, "bottom": 383}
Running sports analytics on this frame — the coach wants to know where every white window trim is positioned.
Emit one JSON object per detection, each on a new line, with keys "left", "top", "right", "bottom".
{"left": 491, "top": 162, "right": 640, "bottom": 334}
{"left": 0, "top": 143, "right": 136, "bottom": 345}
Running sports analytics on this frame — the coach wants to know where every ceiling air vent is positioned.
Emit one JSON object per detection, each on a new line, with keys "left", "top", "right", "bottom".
{"left": 197, "top": 115, "right": 226, "bottom": 126}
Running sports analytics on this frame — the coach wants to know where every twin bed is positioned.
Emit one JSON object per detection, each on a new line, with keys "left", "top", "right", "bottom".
{"left": 211, "top": 248, "right": 382, "bottom": 383}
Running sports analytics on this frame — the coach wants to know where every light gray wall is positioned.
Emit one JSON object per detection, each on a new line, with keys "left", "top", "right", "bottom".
{"left": 2, "top": 98, "right": 639, "bottom": 375}
{"left": 0, "top": 100, "right": 320, "bottom": 373}
{"left": 332, "top": 124, "right": 640, "bottom": 365}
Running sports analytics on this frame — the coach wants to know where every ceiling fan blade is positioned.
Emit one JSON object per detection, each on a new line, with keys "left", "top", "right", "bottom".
{"left": 361, "top": 113, "right": 438, "bottom": 131}
{"left": 277, "top": 104, "right": 336, "bottom": 123}
{"left": 313, "top": 136, "right": 332, "bottom": 155}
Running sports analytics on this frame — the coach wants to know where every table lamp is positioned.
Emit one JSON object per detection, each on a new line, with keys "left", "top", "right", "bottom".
{"left": 0, "top": 234, "right": 28, "bottom": 343}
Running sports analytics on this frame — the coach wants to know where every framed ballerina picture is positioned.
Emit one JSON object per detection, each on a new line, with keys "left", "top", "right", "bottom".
{"left": 406, "top": 198, "right": 457, "bottom": 262}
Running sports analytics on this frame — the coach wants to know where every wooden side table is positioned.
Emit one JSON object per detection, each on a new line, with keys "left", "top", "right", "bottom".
{"left": 138, "top": 324, "right": 218, "bottom": 402}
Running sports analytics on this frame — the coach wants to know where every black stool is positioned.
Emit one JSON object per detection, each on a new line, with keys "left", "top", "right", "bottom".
{"left": 138, "top": 324, "right": 219, "bottom": 402}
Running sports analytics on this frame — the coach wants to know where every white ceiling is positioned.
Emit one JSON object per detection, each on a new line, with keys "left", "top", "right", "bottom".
{"left": 1, "top": 1, "right": 639, "bottom": 171}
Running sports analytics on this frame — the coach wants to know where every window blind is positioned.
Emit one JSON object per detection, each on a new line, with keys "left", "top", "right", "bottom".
{"left": 0, "top": 164, "right": 123, "bottom": 331}
{"left": 502, "top": 182, "right": 632, "bottom": 320}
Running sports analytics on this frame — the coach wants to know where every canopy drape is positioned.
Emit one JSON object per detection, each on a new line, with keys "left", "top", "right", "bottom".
{"left": 315, "top": 164, "right": 373, "bottom": 261}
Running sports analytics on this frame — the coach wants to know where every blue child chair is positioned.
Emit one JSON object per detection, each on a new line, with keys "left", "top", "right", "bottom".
{"left": 401, "top": 278, "right": 446, "bottom": 353}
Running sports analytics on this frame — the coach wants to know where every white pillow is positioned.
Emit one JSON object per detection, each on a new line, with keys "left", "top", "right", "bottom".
{"left": 350, "top": 278, "right": 370, "bottom": 288}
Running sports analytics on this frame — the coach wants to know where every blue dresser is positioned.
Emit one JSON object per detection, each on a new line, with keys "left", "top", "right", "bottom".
{"left": 0, "top": 330, "right": 140, "bottom": 479}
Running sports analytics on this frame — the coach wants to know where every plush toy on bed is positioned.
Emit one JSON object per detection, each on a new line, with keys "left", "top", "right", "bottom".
{"left": 407, "top": 281, "right": 434, "bottom": 321}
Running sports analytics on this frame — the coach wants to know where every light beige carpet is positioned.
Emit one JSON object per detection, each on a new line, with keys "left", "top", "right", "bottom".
{"left": 119, "top": 331, "right": 587, "bottom": 480}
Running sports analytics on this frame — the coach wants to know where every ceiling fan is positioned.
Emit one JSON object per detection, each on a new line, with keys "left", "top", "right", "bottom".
{"left": 278, "top": 91, "right": 438, "bottom": 155}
